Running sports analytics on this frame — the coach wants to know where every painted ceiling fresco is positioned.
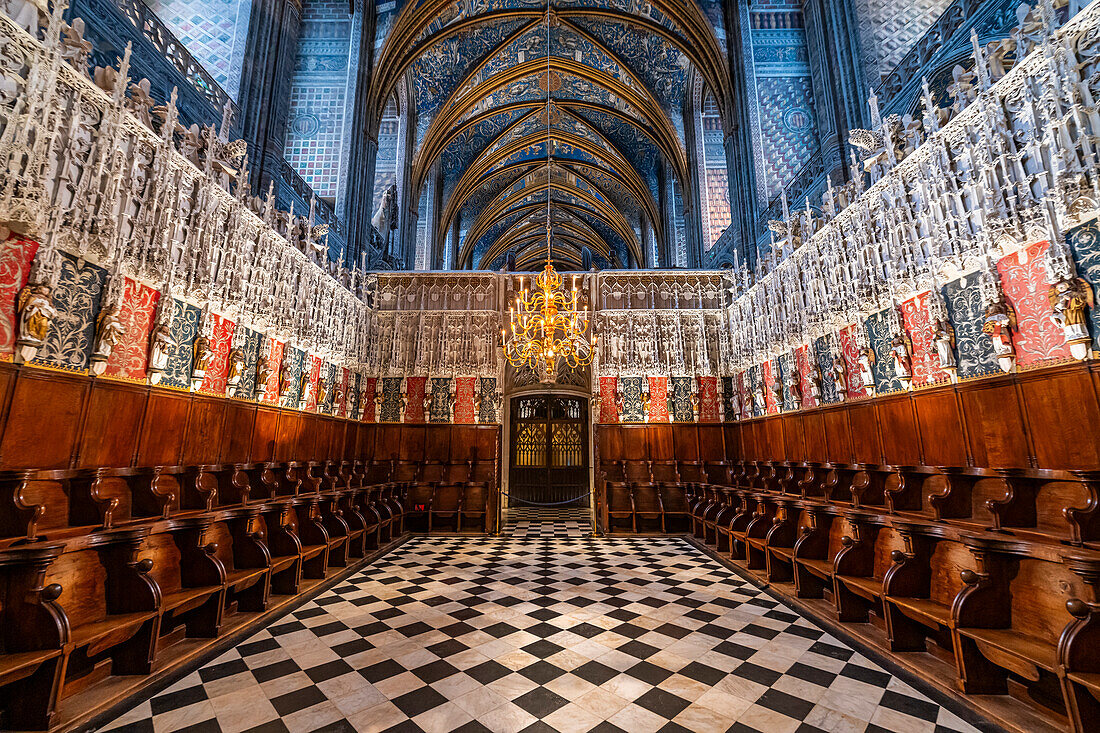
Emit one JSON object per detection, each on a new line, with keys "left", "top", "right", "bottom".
{"left": 370, "top": 0, "right": 730, "bottom": 270}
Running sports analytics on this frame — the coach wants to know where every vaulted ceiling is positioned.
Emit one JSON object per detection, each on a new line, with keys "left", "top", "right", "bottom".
{"left": 368, "top": 0, "right": 731, "bottom": 271}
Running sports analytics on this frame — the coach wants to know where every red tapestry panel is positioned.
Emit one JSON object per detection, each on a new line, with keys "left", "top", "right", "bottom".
{"left": 199, "top": 313, "right": 235, "bottom": 395}
{"left": 104, "top": 278, "right": 160, "bottom": 381}
{"left": 998, "top": 241, "right": 1074, "bottom": 367}
{"left": 796, "top": 346, "right": 815, "bottom": 409}
{"left": 404, "top": 376, "right": 427, "bottom": 423}
{"left": 305, "top": 355, "right": 322, "bottom": 411}
{"left": 599, "top": 376, "right": 618, "bottom": 423}
{"left": 899, "top": 293, "right": 949, "bottom": 387}
{"left": 337, "top": 367, "right": 349, "bottom": 417}
{"left": 647, "top": 376, "right": 669, "bottom": 423}
{"left": 361, "top": 377, "right": 377, "bottom": 422}
{"left": 697, "top": 376, "right": 719, "bottom": 422}
{"left": 262, "top": 339, "right": 284, "bottom": 404}
{"left": 0, "top": 236, "right": 39, "bottom": 358}
{"left": 761, "top": 360, "right": 778, "bottom": 414}
{"left": 837, "top": 324, "right": 865, "bottom": 399}
{"left": 453, "top": 377, "right": 477, "bottom": 424}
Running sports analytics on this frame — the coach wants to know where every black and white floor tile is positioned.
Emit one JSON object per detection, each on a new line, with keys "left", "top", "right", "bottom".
{"left": 97, "top": 535, "right": 983, "bottom": 733}
{"left": 502, "top": 507, "right": 591, "bottom": 537}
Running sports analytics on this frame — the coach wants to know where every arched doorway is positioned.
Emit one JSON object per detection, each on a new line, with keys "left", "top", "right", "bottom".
{"left": 509, "top": 395, "right": 589, "bottom": 507}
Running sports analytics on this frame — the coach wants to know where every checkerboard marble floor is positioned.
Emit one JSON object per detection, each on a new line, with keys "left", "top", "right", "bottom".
{"left": 97, "top": 536, "right": 984, "bottom": 733}
{"left": 503, "top": 507, "right": 591, "bottom": 537}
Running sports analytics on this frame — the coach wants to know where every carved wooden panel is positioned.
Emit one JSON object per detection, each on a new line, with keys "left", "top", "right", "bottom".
{"left": 78, "top": 381, "right": 146, "bottom": 468}
{"left": 136, "top": 391, "right": 190, "bottom": 466}
{"left": 960, "top": 381, "right": 1030, "bottom": 469}
{"left": 1019, "top": 368, "right": 1100, "bottom": 470}
{"left": 0, "top": 370, "right": 85, "bottom": 469}
{"left": 912, "top": 389, "right": 968, "bottom": 467}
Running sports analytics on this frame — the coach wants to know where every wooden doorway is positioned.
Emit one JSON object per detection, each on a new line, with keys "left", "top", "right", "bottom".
{"left": 509, "top": 395, "right": 589, "bottom": 507}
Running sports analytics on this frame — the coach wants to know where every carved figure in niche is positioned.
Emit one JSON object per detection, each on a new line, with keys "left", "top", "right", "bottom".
{"left": 89, "top": 302, "right": 125, "bottom": 375}
{"left": 980, "top": 270, "right": 1017, "bottom": 372}
{"left": 831, "top": 353, "right": 847, "bottom": 402}
{"left": 786, "top": 370, "right": 802, "bottom": 410}
{"left": 1048, "top": 277, "right": 1094, "bottom": 359}
{"left": 127, "top": 79, "right": 156, "bottom": 129}
{"left": 932, "top": 318, "right": 957, "bottom": 380}
{"left": 857, "top": 347, "right": 876, "bottom": 396}
{"left": 690, "top": 389, "right": 700, "bottom": 422}
{"left": 298, "top": 368, "right": 310, "bottom": 408}
{"left": 372, "top": 185, "right": 397, "bottom": 252}
{"left": 752, "top": 382, "right": 765, "bottom": 415}
{"left": 890, "top": 332, "right": 913, "bottom": 388}
{"left": 15, "top": 282, "right": 54, "bottom": 363}
{"left": 255, "top": 358, "right": 273, "bottom": 398}
{"left": 1045, "top": 239, "right": 1095, "bottom": 360}
{"left": 807, "top": 364, "right": 822, "bottom": 405}
{"left": 191, "top": 334, "right": 213, "bottom": 391}
{"left": 147, "top": 323, "right": 175, "bottom": 385}
{"left": 226, "top": 347, "right": 246, "bottom": 391}
{"left": 316, "top": 376, "right": 327, "bottom": 409}
{"left": 4, "top": 0, "right": 47, "bottom": 34}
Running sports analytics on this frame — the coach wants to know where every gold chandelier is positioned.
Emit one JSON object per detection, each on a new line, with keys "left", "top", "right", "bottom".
{"left": 501, "top": 1, "right": 596, "bottom": 382}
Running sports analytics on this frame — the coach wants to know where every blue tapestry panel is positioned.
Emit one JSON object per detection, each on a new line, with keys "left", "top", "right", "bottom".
{"left": 234, "top": 326, "right": 262, "bottom": 399}
{"left": 429, "top": 377, "right": 453, "bottom": 423}
{"left": 1067, "top": 220, "right": 1100, "bottom": 350}
{"left": 348, "top": 372, "right": 361, "bottom": 420}
{"left": 281, "top": 347, "right": 306, "bottom": 406}
{"left": 380, "top": 377, "right": 404, "bottom": 423}
{"left": 478, "top": 377, "right": 498, "bottom": 423}
{"left": 865, "top": 310, "right": 904, "bottom": 395}
{"left": 163, "top": 299, "right": 202, "bottom": 389}
{"left": 670, "top": 376, "right": 694, "bottom": 423}
{"left": 814, "top": 335, "right": 838, "bottom": 404}
{"left": 619, "top": 376, "right": 645, "bottom": 423}
{"left": 35, "top": 252, "right": 106, "bottom": 372}
{"left": 942, "top": 276, "right": 999, "bottom": 380}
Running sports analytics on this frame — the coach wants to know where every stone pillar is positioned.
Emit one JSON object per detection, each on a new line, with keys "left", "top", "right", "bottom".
{"left": 722, "top": 0, "right": 761, "bottom": 273}
{"left": 237, "top": 0, "right": 302, "bottom": 194}
{"left": 803, "top": 0, "right": 868, "bottom": 183}
{"left": 342, "top": 0, "right": 378, "bottom": 266}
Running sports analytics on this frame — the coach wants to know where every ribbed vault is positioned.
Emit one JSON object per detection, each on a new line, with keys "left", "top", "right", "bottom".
{"left": 369, "top": 0, "right": 731, "bottom": 270}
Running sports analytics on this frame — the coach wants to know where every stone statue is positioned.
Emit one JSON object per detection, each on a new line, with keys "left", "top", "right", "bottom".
{"left": 1048, "top": 277, "right": 1094, "bottom": 359}
{"left": 857, "top": 347, "right": 876, "bottom": 396}
{"left": 191, "top": 334, "right": 213, "bottom": 391}
{"left": 226, "top": 347, "right": 246, "bottom": 392}
{"left": 15, "top": 282, "right": 55, "bottom": 363}
{"left": 372, "top": 184, "right": 397, "bottom": 252}
{"left": 831, "top": 353, "right": 847, "bottom": 402}
{"left": 316, "top": 376, "right": 327, "bottom": 409}
{"left": 786, "top": 370, "right": 802, "bottom": 410}
{"left": 932, "top": 318, "right": 957, "bottom": 379}
{"left": 90, "top": 303, "right": 125, "bottom": 375}
{"left": 890, "top": 333, "right": 913, "bottom": 388}
{"left": 147, "top": 323, "right": 175, "bottom": 385}
{"left": 255, "top": 358, "right": 273, "bottom": 399}
{"left": 807, "top": 365, "right": 822, "bottom": 405}
{"left": 980, "top": 271, "right": 1017, "bottom": 373}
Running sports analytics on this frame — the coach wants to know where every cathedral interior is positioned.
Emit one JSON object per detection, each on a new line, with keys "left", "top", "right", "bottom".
{"left": 1, "top": 0, "right": 1100, "bottom": 731}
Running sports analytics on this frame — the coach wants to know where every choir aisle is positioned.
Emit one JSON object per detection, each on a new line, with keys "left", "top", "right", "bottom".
{"left": 96, "top": 535, "right": 984, "bottom": 733}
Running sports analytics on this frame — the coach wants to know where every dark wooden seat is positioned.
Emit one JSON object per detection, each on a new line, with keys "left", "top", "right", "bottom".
{"left": 461, "top": 483, "right": 489, "bottom": 532}
{"left": 632, "top": 483, "right": 664, "bottom": 532}
{"left": 257, "top": 501, "right": 304, "bottom": 595}
{"left": 210, "top": 509, "right": 272, "bottom": 613}
{"left": 404, "top": 484, "right": 435, "bottom": 533}
{"left": 658, "top": 484, "right": 690, "bottom": 533}
{"left": 144, "top": 518, "right": 225, "bottom": 640}
{"left": 285, "top": 497, "right": 331, "bottom": 580}
{"left": 0, "top": 543, "right": 68, "bottom": 730}
{"left": 430, "top": 484, "right": 462, "bottom": 532}
{"left": 606, "top": 483, "right": 635, "bottom": 533}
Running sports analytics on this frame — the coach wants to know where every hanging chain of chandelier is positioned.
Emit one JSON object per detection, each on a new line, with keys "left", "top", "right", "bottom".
{"left": 501, "top": 1, "right": 596, "bottom": 383}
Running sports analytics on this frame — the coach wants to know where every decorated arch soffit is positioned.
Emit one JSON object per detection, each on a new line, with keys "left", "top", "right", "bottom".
{"left": 369, "top": 0, "right": 731, "bottom": 271}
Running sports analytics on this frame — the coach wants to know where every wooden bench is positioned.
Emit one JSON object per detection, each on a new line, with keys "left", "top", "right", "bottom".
{"left": 209, "top": 509, "right": 272, "bottom": 613}
{"left": 952, "top": 534, "right": 1081, "bottom": 723}
{"left": 285, "top": 497, "right": 331, "bottom": 580}
{"left": 49, "top": 528, "right": 160, "bottom": 700}
{"left": 430, "top": 484, "right": 462, "bottom": 532}
{"left": 257, "top": 500, "right": 303, "bottom": 595}
{"left": 461, "top": 483, "right": 489, "bottom": 533}
{"left": 792, "top": 506, "right": 845, "bottom": 600}
{"left": 0, "top": 543, "right": 68, "bottom": 730}
{"left": 144, "top": 518, "right": 225, "bottom": 641}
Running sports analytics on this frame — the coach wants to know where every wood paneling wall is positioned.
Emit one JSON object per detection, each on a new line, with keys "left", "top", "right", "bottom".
{"left": 0, "top": 364, "right": 500, "bottom": 472}
{"left": 597, "top": 363, "right": 1100, "bottom": 472}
